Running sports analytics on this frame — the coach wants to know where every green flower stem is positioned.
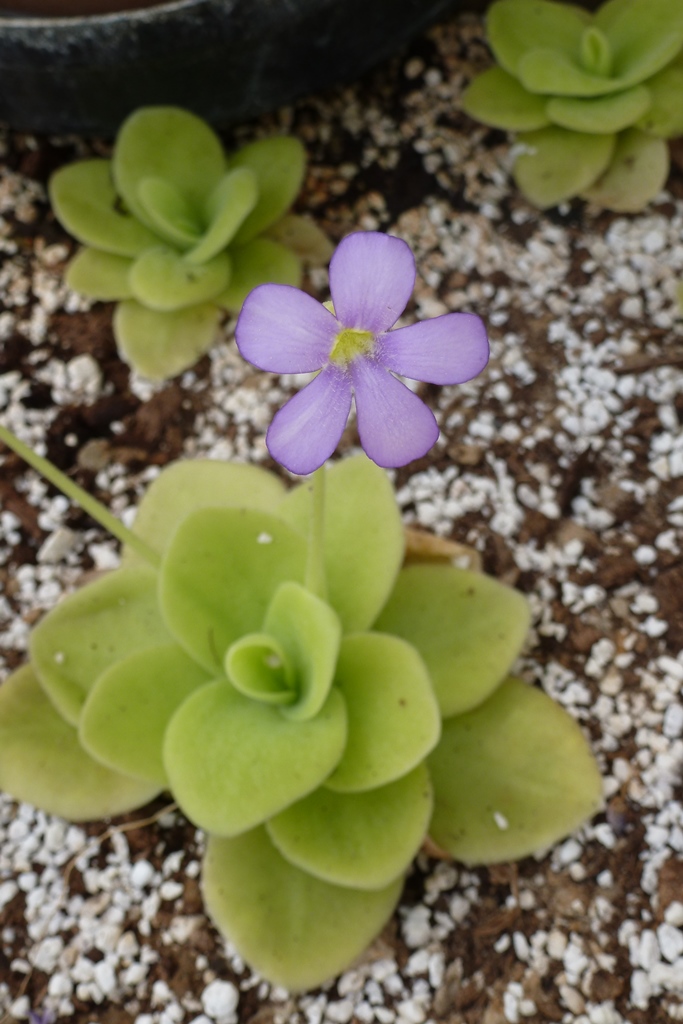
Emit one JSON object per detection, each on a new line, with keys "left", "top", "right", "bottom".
{"left": 0, "top": 423, "right": 161, "bottom": 570}
{"left": 305, "top": 466, "right": 327, "bottom": 601}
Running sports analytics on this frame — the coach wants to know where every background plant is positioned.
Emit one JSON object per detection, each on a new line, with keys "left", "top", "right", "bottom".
{"left": 50, "top": 106, "right": 331, "bottom": 380}
{"left": 462, "top": 0, "right": 683, "bottom": 211}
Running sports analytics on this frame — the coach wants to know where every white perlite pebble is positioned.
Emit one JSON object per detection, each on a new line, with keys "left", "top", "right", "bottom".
{"left": 201, "top": 980, "right": 239, "bottom": 1023}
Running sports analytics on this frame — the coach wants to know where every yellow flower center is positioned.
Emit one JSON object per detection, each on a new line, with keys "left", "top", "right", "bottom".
{"left": 329, "top": 327, "right": 375, "bottom": 367}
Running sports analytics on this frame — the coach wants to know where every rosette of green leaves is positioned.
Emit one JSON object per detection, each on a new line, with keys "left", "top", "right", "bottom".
{"left": 49, "top": 107, "right": 332, "bottom": 380}
{"left": 0, "top": 456, "right": 602, "bottom": 990}
{"left": 462, "top": 0, "right": 683, "bottom": 210}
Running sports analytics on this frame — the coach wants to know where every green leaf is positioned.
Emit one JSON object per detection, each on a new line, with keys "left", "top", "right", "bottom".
{"left": 217, "top": 237, "right": 301, "bottom": 313}
{"left": 185, "top": 168, "right": 259, "bottom": 265}
{"left": 518, "top": 49, "right": 628, "bottom": 97}
{"left": 0, "top": 665, "right": 160, "bottom": 820}
{"left": 514, "top": 126, "right": 615, "bottom": 207}
{"left": 267, "top": 763, "right": 432, "bottom": 890}
{"left": 163, "top": 680, "right": 347, "bottom": 835}
{"left": 30, "top": 565, "right": 171, "bottom": 726}
{"left": 66, "top": 247, "right": 134, "bottom": 301}
{"left": 462, "top": 67, "right": 551, "bottom": 131}
{"left": 264, "top": 582, "right": 342, "bottom": 722}
{"left": 114, "top": 298, "right": 221, "bottom": 380}
{"left": 374, "top": 564, "right": 530, "bottom": 718}
{"left": 49, "top": 159, "right": 159, "bottom": 257}
{"left": 79, "top": 643, "right": 213, "bottom": 785}
{"left": 122, "top": 460, "right": 286, "bottom": 568}
{"left": 202, "top": 827, "right": 403, "bottom": 990}
{"left": 159, "top": 507, "right": 307, "bottom": 673}
{"left": 580, "top": 127, "right": 669, "bottom": 212}
{"left": 136, "top": 177, "right": 202, "bottom": 248}
{"left": 229, "top": 136, "right": 306, "bottom": 245}
{"left": 325, "top": 633, "right": 440, "bottom": 793}
{"left": 225, "top": 632, "right": 296, "bottom": 705}
{"left": 113, "top": 106, "right": 226, "bottom": 230}
{"left": 596, "top": 0, "right": 683, "bottom": 85}
{"left": 265, "top": 213, "right": 335, "bottom": 266}
{"left": 638, "top": 58, "right": 683, "bottom": 137}
{"left": 487, "top": 0, "right": 589, "bottom": 77}
{"left": 428, "top": 677, "right": 603, "bottom": 864}
{"left": 579, "top": 25, "right": 613, "bottom": 78}
{"left": 547, "top": 84, "right": 651, "bottom": 133}
{"left": 129, "top": 246, "right": 230, "bottom": 312}
{"left": 278, "top": 455, "right": 405, "bottom": 633}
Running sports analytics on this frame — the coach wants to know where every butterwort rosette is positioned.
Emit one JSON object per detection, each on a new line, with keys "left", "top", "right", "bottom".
{"left": 235, "top": 231, "right": 489, "bottom": 474}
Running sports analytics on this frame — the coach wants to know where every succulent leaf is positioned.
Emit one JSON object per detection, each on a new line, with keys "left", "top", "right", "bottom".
{"left": 487, "top": 0, "right": 589, "bottom": 78}
{"left": 49, "top": 159, "right": 158, "bottom": 257}
{"left": 114, "top": 299, "right": 221, "bottom": 380}
{"left": 518, "top": 48, "right": 631, "bottom": 96}
{"left": 428, "top": 677, "right": 604, "bottom": 864}
{"left": 225, "top": 633, "right": 296, "bottom": 705}
{"left": 128, "top": 247, "right": 230, "bottom": 311}
{"left": 79, "top": 643, "right": 213, "bottom": 785}
{"left": 66, "top": 247, "right": 134, "bottom": 301}
{"left": 228, "top": 136, "right": 306, "bottom": 245}
{"left": 159, "top": 508, "right": 307, "bottom": 673}
{"left": 202, "top": 827, "right": 403, "bottom": 991}
{"left": 30, "top": 565, "right": 171, "bottom": 726}
{"left": 278, "top": 455, "right": 405, "bottom": 633}
{"left": 324, "top": 632, "right": 440, "bottom": 793}
{"left": 580, "top": 127, "right": 669, "bottom": 211}
{"left": 267, "top": 763, "right": 433, "bottom": 890}
{"left": 0, "top": 665, "right": 160, "bottom": 820}
{"left": 373, "top": 564, "right": 530, "bottom": 718}
{"left": 596, "top": 0, "right": 683, "bottom": 83}
{"left": 136, "top": 177, "right": 202, "bottom": 248}
{"left": 513, "top": 126, "right": 615, "bottom": 207}
{"left": 580, "top": 25, "right": 613, "bottom": 77}
{"left": 217, "top": 237, "right": 301, "bottom": 312}
{"left": 638, "top": 57, "right": 683, "bottom": 137}
{"left": 265, "top": 213, "right": 335, "bottom": 265}
{"left": 163, "top": 680, "right": 347, "bottom": 835}
{"left": 185, "top": 168, "right": 259, "bottom": 265}
{"left": 546, "top": 84, "right": 651, "bottom": 133}
{"left": 462, "top": 67, "right": 551, "bottom": 131}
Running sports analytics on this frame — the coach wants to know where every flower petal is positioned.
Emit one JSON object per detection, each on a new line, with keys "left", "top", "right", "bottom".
{"left": 329, "top": 232, "right": 415, "bottom": 334}
{"left": 236, "top": 283, "right": 338, "bottom": 373}
{"left": 377, "top": 312, "right": 489, "bottom": 384}
{"left": 267, "top": 364, "right": 352, "bottom": 475}
{"left": 351, "top": 358, "right": 439, "bottom": 468}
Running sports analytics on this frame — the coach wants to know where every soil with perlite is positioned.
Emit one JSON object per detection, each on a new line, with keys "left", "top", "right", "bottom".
{"left": 1, "top": 14, "right": 683, "bottom": 1024}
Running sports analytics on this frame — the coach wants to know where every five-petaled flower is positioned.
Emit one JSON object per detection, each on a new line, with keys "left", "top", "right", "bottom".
{"left": 235, "top": 231, "right": 489, "bottom": 475}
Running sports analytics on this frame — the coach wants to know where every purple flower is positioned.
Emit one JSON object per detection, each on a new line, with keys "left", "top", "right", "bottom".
{"left": 235, "top": 231, "right": 489, "bottom": 475}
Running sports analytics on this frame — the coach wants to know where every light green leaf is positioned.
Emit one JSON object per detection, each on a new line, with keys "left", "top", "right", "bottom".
{"left": 580, "top": 127, "right": 669, "bottom": 211}
{"left": 122, "top": 460, "right": 286, "bottom": 567}
{"left": 547, "top": 84, "right": 650, "bottom": 133}
{"left": 514, "top": 126, "right": 615, "bottom": 207}
{"left": 462, "top": 67, "right": 551, "bottom": 131}
{"left": 325, "top": 632, "right": 440, "bottom": 793}
{"left": 186, "top": 168, "right": 259, "bottom": 265}
{"left": 159, "top": 507, "right": 307, "bottom": 673}
{"left": 0, "top": 665, "right": 160, "bottom": 820}
{"left": 79, "top": 643, "right": 213, "bottom": 785}
{"left": 638, "top": 58, "right": 683, "bottom": 137}
{"left": 129, "top": 246, "right": 230, "bottom": 311}
{"left": 267, "top": 763, "right": 432, "bottom": 890}
{"left": 264, "top": 581, "right": 342, "bottom": 722}
{"left": 49, "top": 159, "right": 159, "bottom": 257}
{"left": 30, "top": 565, "right": 171, "bottom": 726}
{"left": 596, "top": 0, "right": 683, "bottom": 84}
{"left": 217, "top": 237, "right": 301, "bottom": 313}
{"left": 580, "top": 25, "right": 613, "bottom": 77}
{"left": 278, "top": 455, "right": 405, "bottom": 633}
{"left": 265, "top": 213, "right": 335, "bottom": 266}
{"left": 428, "top": 677, "right": 604, "bottom": 864}
{"left": 487, "top": 0, "right": 589, "bottom": 77}
{"left": 225, "top": 632, "right": 295, "bottom": 705}
{"left": 114, "top": 298, "right": 221, "bottom": 380}
{"left": 203, "top": 827, "right": 403, "bottom": 990}
{"left": 136, "top": 177, "right": 202, "bottom": 248}
{"left": 374, "top": 564, "right": 530, "bottom": 718}
{"left": 113, "top": 106, "right": 226, "bottom": 229}
{"left": 229, "top": 136, "right": 306, "bottom": 245}
{"left": 66, "top": 247, "right": 134, "bottom": 301}
{"left": 163, "top": 680, "right": 347, "bottom": 835}
{"left": 518, "top": 49, "right": 628, "bottom": 97}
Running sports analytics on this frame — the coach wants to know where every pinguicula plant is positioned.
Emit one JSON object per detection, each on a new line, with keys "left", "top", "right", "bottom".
{"left": 462, "top": 0, "right": 683, "bottom": 211}
{"left": 49, "top": 106, "right": 331, "bottom": 380}
{"left": 0, "top": 232, "right": 602, "bottom": 991}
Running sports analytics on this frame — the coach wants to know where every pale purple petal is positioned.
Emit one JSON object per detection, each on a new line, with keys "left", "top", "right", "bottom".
{"left": 266, "top": 364, "right": 353, "bottom": 475}
{"left": 351, "top": 358, "right": 439, "bottom": 468}
{"left": 376, "top": 312, "right": 489, "bottom": 384}
{"left": 329, "top": 232, "right": 416, "bottom": 334}
{"left": 236, "top": 283, "right": 338, "bottom": 373}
